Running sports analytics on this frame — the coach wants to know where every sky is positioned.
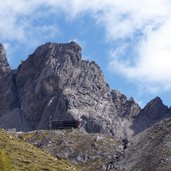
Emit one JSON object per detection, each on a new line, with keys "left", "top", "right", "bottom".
{"left": 0, "top": 0, "right": 171, "bottom": 107}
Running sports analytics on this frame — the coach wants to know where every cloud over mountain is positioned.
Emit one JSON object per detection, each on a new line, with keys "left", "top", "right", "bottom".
{"left": 1, "top": 0, "right": 171, "bottom": 93}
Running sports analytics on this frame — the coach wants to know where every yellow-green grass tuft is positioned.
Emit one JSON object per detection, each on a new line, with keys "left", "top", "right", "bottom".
{"left": 0, "top": 149, "right": 13, "bottom": 171}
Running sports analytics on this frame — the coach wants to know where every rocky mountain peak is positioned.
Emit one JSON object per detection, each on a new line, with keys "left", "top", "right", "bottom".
{"left": 36, "top": 41, "right": 82, "bottom": 62}
{"left": 0, "top": 43, "right": 10, "bottom": 74}
{"left": 17, "top": 41, "right": 82, "bottom": 89}
{"left": 145, "top": 96, "right": 163, "bottom": 108}
{"left": 131, "top": 96, "right": 170, "bottom": 134}
{"left": 19, "top": 41, "right": 82, "bottom": 70}
{"left": 128, "top": 97, "right": 136, "bottom": 103}
{"left": 35, "top": 41, "right": 82, "bottom": 53}
{"left": 142, "top": 96, "right": 167, "bottom": 114}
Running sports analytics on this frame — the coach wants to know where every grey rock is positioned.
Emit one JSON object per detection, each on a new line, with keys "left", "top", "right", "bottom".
{"left": 0, "top": 72, "right": 31, "bottom": 130}
{"left": 111, "top": 90, "right": 141, "bottom": 139}
{"left": 0, "top": 43, "right": 10, "bottom": 74}
{"left": 0, "top": 43, "right": 31, "bottom": 130}
{"left": 131, "top": 96, "right": 171, "bottom": 135}
{"left": 114, "top": 118, "right": 171, "bottom": 171}
{"left": 111, "top": 90, "right": 140, "bottom": 119}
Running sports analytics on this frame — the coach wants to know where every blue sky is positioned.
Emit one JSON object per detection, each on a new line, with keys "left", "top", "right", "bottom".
{"left": 1, "top": 0, "right": 171, "bottom": 107}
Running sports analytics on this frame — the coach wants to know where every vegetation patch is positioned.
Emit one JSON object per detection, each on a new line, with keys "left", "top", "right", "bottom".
{"left": 0, "top": 149, "right": 13, "bottom": 171}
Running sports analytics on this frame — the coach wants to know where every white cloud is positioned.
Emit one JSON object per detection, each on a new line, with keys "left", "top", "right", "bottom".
{"left": 0, "top": 0, "right": 59, "bottom": 44}
{"left": 106, "top": 1, "right": 171, "bottom": 92}
{"left": 1, "top": 0, "right": 171, "bottom": 93}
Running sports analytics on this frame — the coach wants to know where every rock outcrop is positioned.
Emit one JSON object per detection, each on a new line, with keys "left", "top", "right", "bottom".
{"left": 111, "top": 90, "right": 141, "bottom": 139}
{"left": 15, "top": 42, "right": 121, "bottom": 137}
{"left": 111, "top": 90, "right": 140, "bottom": 119}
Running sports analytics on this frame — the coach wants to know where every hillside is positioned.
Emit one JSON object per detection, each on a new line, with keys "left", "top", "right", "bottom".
{"left": 17, "top": 119, "right": 171, "bottom": 171}
{"left": 0, "top": 129, "right": 80, "bottom": 171}
{"left": 115, "top": 118, "right": 171, "bottom": 171}
{"left": 18, "top": 129, "right": 123, "bottom": 171}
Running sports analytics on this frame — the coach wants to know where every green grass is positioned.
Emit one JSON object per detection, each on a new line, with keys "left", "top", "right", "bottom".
{"left": 0, "top": 149, "right": 13, "bottom": 171}
{"left": 0, "top": 129, "right": 80, "bottom": 171}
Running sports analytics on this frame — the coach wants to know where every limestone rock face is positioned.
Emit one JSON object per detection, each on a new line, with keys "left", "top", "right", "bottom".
{"left": 15, "top": 42, "right": 127, "bottom": 137}
{"left": 0, "top": 43, "right": 10, "bottom": 74}
{"left": 111, "top": 90, "right": 140, "bottom": 119}
{"left": 111, "top": 90, "right": 141, "bottom": 139}
{"left": 0, "top": 44, "right": 27, "bottom": 130}
{"left": 0, "top": 43, "right": 14, "bottom": 115}
{"left": 0, "top": 73, "right": 16, "bottom": 114}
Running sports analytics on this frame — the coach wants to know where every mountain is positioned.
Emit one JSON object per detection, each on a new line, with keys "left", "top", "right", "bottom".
{"left": 0, "top": 41, "right": 171, "bottom": 170}
{"left": 0, "top": 41, "right": 139, "bottom": 139}
{"left": 19, "top": 118, "right": 171, "bottom": 171}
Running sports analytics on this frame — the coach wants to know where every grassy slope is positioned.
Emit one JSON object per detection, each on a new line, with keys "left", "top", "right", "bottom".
{"left": 0, "top": 129, "right": 80, "bottom": 171}
{"left": 0, "top": 149, "right": 12, "bottom": 171}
